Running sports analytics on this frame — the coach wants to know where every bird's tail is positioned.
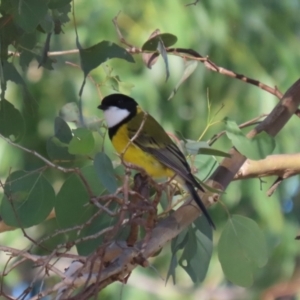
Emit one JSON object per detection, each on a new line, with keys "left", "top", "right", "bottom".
{"left": 185, "top": 181, "right": 215, "bottom": 229}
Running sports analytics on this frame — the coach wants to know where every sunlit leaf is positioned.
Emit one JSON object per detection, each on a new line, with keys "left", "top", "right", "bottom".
{"left": 185, "top": 141, "right": 209, "bottom": 155}
{"left": 218, "top": 215, "right": 268, "bottom": 287}
{"left": 169, "top": 60, "right": 198, "bottom": 100}
{"left": 198, "top": 148, "right": 231, "bottom": 157}
{"left": 59, "top": 102, "right": 80, "bottom": 124}
{"left": 68, "top": 128, "right": 95, "bottom": 155}
{"left": 225, "top": 118, "right": 275, "bottom": 160}
{"left": 185, "top": 140, "right": 230, "bottom": 157}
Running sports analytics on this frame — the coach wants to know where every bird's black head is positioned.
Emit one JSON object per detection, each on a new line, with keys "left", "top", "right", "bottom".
{"left": 98, "top": 93, "right": 138, "bottom": 113}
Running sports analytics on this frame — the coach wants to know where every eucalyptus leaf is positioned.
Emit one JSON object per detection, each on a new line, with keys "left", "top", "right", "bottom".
{"left": 5, "top": 0, "right": 48, "bottom": 33}
{"left": 179, "top": 227, "right": 213, "bottom": 282}
{"left": 68, "top": 128, "right": 95, "bottom": 155}
{"left": 79, "top": 41, "right": 134, "bottom": 77}
{"left": 169, "top": 61, "right": 198, "bottom": 100}
{"left": 55, "top": 171, "right": 114, "bottom": 255}
{"left": 157, "top": 39, "right": 170, "bottom": 81}
{"left": 218, "top": 215, "right": 268, "bottom": 287}
{"left": 94, "top": 152, "right": 118, "bottom": 193}
{"left": 0, "top": 99, "right": 24, "bottom": 141}
{"left": 142, "top": 33, "right": 178, "bottom": 51}
{"left": 1, "top": 171, "right": 55, "bottom": 227}
{"left": 59, "top": 102, "right": 80, "bottom": 124}
{"left": 225, "top": 118, "right": 275, "bottom": 160}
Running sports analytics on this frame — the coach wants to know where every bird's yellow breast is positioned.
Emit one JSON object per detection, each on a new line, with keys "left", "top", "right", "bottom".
{"left": 111, "top": 124, "right": 174, "bottom": 178}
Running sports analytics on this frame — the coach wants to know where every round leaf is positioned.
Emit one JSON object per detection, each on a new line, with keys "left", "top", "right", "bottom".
{"left": 68, "top": 128, "right": 95, "bottom": 155}
{"left": 142, "top": 33, "right": 178, "bottom": 51}
{"left": 94, "top": 152, "right": 118, "bottom": 194}
{"left": 1, "top": 170, "right": 55, "bottom": 227}
{"left": 218, "top": 215, "right": 268, "bottom": 287}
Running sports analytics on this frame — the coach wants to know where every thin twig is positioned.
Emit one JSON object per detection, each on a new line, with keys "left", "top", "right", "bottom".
{"left": 0, "top": 133, "right": 76, "bottom": 173}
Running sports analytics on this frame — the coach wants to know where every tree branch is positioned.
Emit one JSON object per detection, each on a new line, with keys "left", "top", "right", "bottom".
{"left": 234, "top": 153, "right": 300, "bottom": 180}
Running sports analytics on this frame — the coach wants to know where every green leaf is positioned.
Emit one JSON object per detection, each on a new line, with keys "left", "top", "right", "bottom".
{"left": 46, "top": 117, "right": 75, "bottom": 161}
{"left": 171, "top": 228, "right": 189, "bottom": 253}
{"left": 48, "top": 0, "right": 72, "bottom": 9}
{"left": 55, "top": 172, "right": 114, "bottom": 255}
{"left": 198, "top": 147, "right": 231, "bottom": 158}
{"left": 193, "top": 154, "right": 218, "bottom": 181}
{"left": 166, "top": 254, "right": 178, "bottom": 285}
{"left": 1, "top": 171, "right": 55, "bottom": 227}
{"left": 17, "top": 32, "right": 37, "bottom": 69}
{"left": 185, "top": 140, "right": 231, "bottom": 158}
{"left": 6, "top": 0, "right": 48, "bottom": 33}
{"left": 225, "top": 118, "right": 275, "bottom": 160}
{"left": 3, "top": 61, "right": 26, "bottom": 86}
{"left": 38, "top": 218, "right": 68, "bottom": 253}
{"left": 59, "top": 102, "right": 103, "bottom": 130}
{"left": 68, "top": 128, "right": 95, "bottom": 155}
{"left": 81, "top": 165, "right": 106, "bottom": 196}
{"left": 168, "top": 60, "right": 198, "bottom": 100}
{"left": 79, "top": 41, "right": 134, "bottom": 77}
{"left": 55, "top": 174, "right": 90, "bottom": 231}
{"left": 185, "top": 141, "right": 209, "bottom": 155}
{"left": 142, "top": 33, "right": 178, "bottom": 51}
{"left": 0, "top": 99, "right": 25, "bottom": 141}
{"left": 94, "top": 152, "right": 118, "bottom": 194}
{"left": 0, "top": 15, "right": 20, "bottom": 51}
{"left": 218, "top": 215, "right": 268, "bottom": 287}
{"left": 179, "top": 227, "right": 213, "bottom": 283}
{"left": 39, "top": 11, "right": 54, "bottom": 33}
{"left": 84, "top": 116, "right": 103, "bottom": 131}
{"left": 46, "top": 136, "right": 75, "bottom": 161}
{"left": 167, "top": 228, "right": 189, "bottom": 284}
{"left": 52, "top": 3, "right": 71, "bottom": 24}
{"left": 157, "top": 39, "right": 170, "bottom": 81}
{"left": 193, "top": 213, "right": 213, "bottom": 239}
{"left": 54, "top": 116, "right": 73, "bottom": 143}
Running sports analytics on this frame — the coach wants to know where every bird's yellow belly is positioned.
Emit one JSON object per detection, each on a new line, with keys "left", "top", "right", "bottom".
{"left": 111, "top": 126, "right": 174, "bottom": 178}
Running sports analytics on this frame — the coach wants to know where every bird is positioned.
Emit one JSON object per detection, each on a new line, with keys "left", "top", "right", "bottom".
{"left": 98, "top": 93, "right": 215, "bottom": 229}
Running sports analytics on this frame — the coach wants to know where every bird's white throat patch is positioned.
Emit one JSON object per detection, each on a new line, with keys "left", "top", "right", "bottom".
{"left": 103, "top": 106, "right": 130, "bottom": 128}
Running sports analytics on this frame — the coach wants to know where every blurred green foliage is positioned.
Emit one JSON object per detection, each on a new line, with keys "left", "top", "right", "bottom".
{"left": 1, "top": 0, "right": 300, "bottom": 299}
